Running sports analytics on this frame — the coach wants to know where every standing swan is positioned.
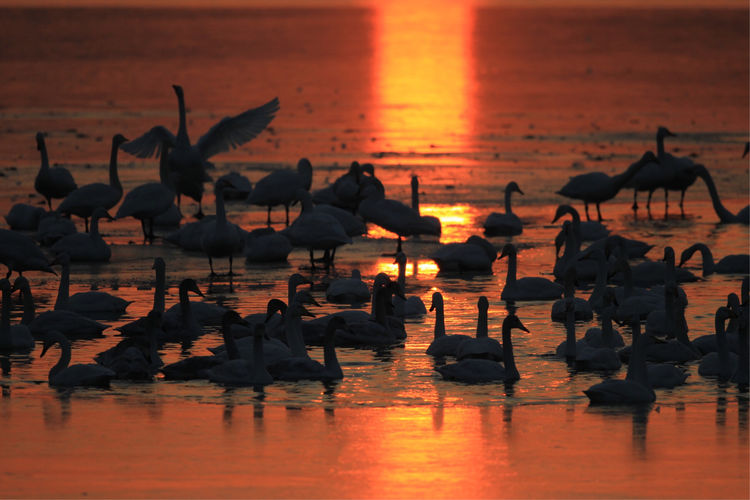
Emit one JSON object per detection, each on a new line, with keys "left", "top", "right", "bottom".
{"left": 499, "top": 243, "right": 563, "bottom": 301}
{"left": 40, "top": 330, "right": 115, "bottom": 387}
{"left": 122, "top": 85, "right": 279, "bottom": 218}
{"left": 33, "top": 132, "right": 76, "bottom": 210}
{"left": 247, "top": 158, "right": 313, "bottom": 226}
{"left": 201, "top": 181, "right": 243, "bottom": 275}
{"left": 425, "top": 292, "right": 472, "bottom": 357}
{"left": 483, "top": 181, "right": 524, "bottom": 236}
{"left": 57, "top": 134, "right": 127, "bottom": 232}
{"left": 556, "top": 151, "right": 657, "bottom": 221}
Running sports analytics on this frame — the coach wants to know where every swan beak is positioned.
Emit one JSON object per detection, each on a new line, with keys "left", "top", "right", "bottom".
{"left": 190, "top": 284, "right": 204, "bottom": 298}
{"left": 40, "top": 341, "right": 52, "bottom": 358}
{"left": 308, "top": 297, "right": 321, "bottom": 307}
{"left": 429, "top": 302, "right": 435, "bottom": 312}
{"left": 300, "top": 306, "right": 316, "bottom": 318}
{"left": 518, "top": 324, "right": 530, "bottom": 333}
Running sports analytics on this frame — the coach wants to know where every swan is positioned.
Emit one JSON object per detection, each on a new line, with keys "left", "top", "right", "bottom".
{"left": 436, "top": 314, "right": 527, "bottom": 383}
{"left": 201, "top": 181, "right": 244, "bottom": 275}
{"left": 201, "top": 312, "right": 271, "bottom": 386}
{"left": 281, "top": 189, "right": 352, "bottom": 270}
{"left": 483, "top": 181, "right": 524, "bottom": 236}
{"left": 116, "top": 257, "right": 166, "bottom": 337}
{"left": 698, "top": 306, "right": 738, "bottom": 380}
{"left": 733, "top": 282, "right": 749, "bottom": 387}
{"left": 57, "top": 134, "right": 127, "bottom": 232}
{"left": 678, "top": 243, "right": 749, "bottom": 276}
{"left": 425, "top": 292, "right": 472, "bottom": 357}
{"left": 247, "top": 158, "right": 313, "bottom": 226}
{"left": 692, "top": 293, "right": 741, "bottom": 355}
{"left": 646, "top": 363, "right": 689, "bottom": 389}
{"left": 40, "top": 330, "right": 115, "bottom": 387}
{"left": 160, "top": 278, "right": 206, "bottom": 342}
{"left": 552, "top": 204, "right": 609, "bottom": 243}
{"left": 5, "top": 203, "right": 45, "bottom": 231}
{"left": 0, "top": 279, "right": 35, "bottom": 351}
{"left": 640, "top": 282, "right": 700, "bottom": 363}
{"left": 583, "top": 315, "right": 656, "bottom": 404}
{"left": 557, "top": 151, "right": 657, "bottom": 221}
{"left": 244, "top": 227, "right": 293, "bottom": 262}
{"left": 122, "top": 85, "right": 279, "bottom": 218}
{"left": 550, "top": 266, "right": 593, "bottom": 322}
{"left": 67, "top": 289, "right": 132, "bottom": 318}
{"left": 36, "top": 212, "right": 77, "bottom": 246}
{"left": 556, "top": 299, "right": 621, "bottom": 371}
{"left": 33, "top": 132, "right": 77, "bottom": 210}
{"left": 456, "top": 296, "right": 504, "bottom": 361}
{"left": 51, "top": 207, "right": 113, "bottom": 262}
{"left": 393, "top": 251, "right": 426, "bottom": 317}
{"left": 609, "top": 246, "right": 698, "bottom": 289}
{"left": 326, "top": 269, "right": 370, "bottom": 304}
{"left": 430, "top": 235, "right": 497, "bottom": 274}
{"left": 95, "top": 310, "right": 163, "bottom": 381}
{"left": 312, "top": 161, "right": 365, "bottom": 212}
{"left": 216, "top": 171, "right": 252, "bottom": 200}
{"left": 692, "top": 163, "right": 749, "bottom": 224}
{"left": 268, "top": 316, "right": 345, "bottom": 381}
{"left": 314, "top": 203, "right": 367, "bottom": 237}
{"left": 499, "top": 243, "right": 563, "bottom": 301}
{"left": 552, "top": 221, "right": 597, "bottom": 282}
{"left": 0, "top": 229, "right": 55, "bottom": 278}
{"left": 164, "top": 216, "right": 248, "bottom": 251}
{"left": 583, "top": 292, "right": 625, "bottom": 348}
{"left": 584, "top": 234, "right": 653, "bottom": 260}
{"left": 115, "top": 139, "right": 175, "bottom": 242}
{"left": 410, "top": 175, "right": 442, "bottom": 236}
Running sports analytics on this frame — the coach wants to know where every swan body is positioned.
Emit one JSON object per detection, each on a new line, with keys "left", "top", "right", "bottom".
{"left": 314, "top": 203, "right": 367, "bottom": 237}
{"left": 0, "top": 279, "right": 35, "bottom": 351}
{"left": 5, "top": 203, "right": 45, "bottom": 231}
{"left": 425, "top": 292, "right": 472, "bottom": 357}
{"left": 51, "top": 207, "right": 113, "bottom": 262}
{"left": 247, "top": 158, "right": 313, "bottom": 225}
{"left": 646, "top": 363, "right": 688, "bottom": 389}
{"left": 67, "top": 291, "right": 131, "bottom": 316}
{"left": 557, "top": 151, "right": 657, "bottom": 221}
{"left": 122, "top": 86, "right": 279, "bottom": 218}
{"left": 550, "top": 266, "right": 593, "bottom": 322}
{"left": 326, "top": 269, "right": 370, "bottom": 304}
{"left": 552, "top": 204, "right": 609, "bottom": 243}
{"left": 165, "top": 216, "right": 248, "bottom": 251}
{"left": 36, "top": 212, "right": 77, "bottom": 246}
{"left": 201, "top": 182, "right": 243, "bottom": 275}
{"left": 499, "top": 243, "right": 563, "bottom": 301}
{"left": 41, "top": 330, "right": 115, "bottom": 387}
{"left": 483, "top": 181, "right": 524, "bottom": 236}
{"left": 57, "top": 134, "right": 127, "bottom": 231}
{"left": 679, "top": 243, "right": 749, "bottom": 276}
{"left": 410, "top": 175, "right": 442, "bottom": 236}
{"left": 393, "top": 252, "right": 426, "bottom": 317}
{"left": 34, "top": 132, "right": 77, "bottom": 210}
{"left": 456, "top": 296, "right": 504, "bottom": 361}
{"left": 431, "top": 236, "right": 497, "bottom": 274}
{"left": 216, "top": 171, "right": 252, "bottom": 200}
{"left": 244, "top": 227, "right": 293, "bottom": 262}
{"left": 0, "top": 229, "right": 54, "bottom": 278}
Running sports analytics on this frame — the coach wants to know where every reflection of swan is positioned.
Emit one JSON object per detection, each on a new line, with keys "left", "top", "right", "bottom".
{"left": 483, "top": 182, "right": 524, "bottom": 236}
{"left": 51, "top": 207, "right": 113, "bottom": 262}
{"left": 34, "top": 132, "right": 77, "bottom": 210}
{"left": 0, "top": 229, "right": 54, "bottom": 279}
{"left": 425, "top": 292, "right": 472, "bottom": 357}
{"left": 41, "top": 330, "right": 115, "bottom": 387}
{"left": 557, "top": 151, "right": 657, "bottom": 221}
{"left": 247, "top": 158, "right": 313, "bottom": 226}
{"left": 584, "top": 315, "right": 656, "bottom": 404}
{"left": 692, "top": 164, "right": 749, "bottom": 224}
{"left": 201, "top": 182, "right": 243, "bottom": 275}
{"left": 679, "top": 243, "right": 749, "bottom": 276}
{"left": 326, "top": 269, "right": 370, "bottom": 304}
{"left": 698, "top": 306, "right": 738, "bottom": 380}
{"left": 0, "top": 279, "right": 35, "bottom": 351}
{"left": 58, "top": 134, "right": 127, "bottom": 232}
{"left": 393, "top": 252, "right": 426, "bottom": 317}
{"left": 456, "top": 296, "right": 503, "bottom": 361}
{"left": 430, "top": 236, "right": 497, "bottom": 274}
{"left": 115, "top": 140, "right": 175, "bottom": 242}
{"left": 436, "top": 314, "right": 527, "bottom": 383}
{"left": 95, "top": 311, "right": 163, "bottom": 380}
{"left": 122, "top": 85, "right": 279, "bottom": 218}
{"left": 268, "top": 316, "right": 345, "bottom": 381}
{"left": 499, "top": 243, "right": 563, "bottom": 301}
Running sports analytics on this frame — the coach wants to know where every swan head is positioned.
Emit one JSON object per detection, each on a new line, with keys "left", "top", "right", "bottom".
{"left": 265, "top": 298, "right": 288, "bottom": 321}
{"left": 506, "top": 181, "right": 524, "bottom": 196}
{"left": 35, "top": 131, "right": 46, "bottom": 150}
{"left": 152, "top": 257, "right": 166, "bottom": 273}
{"left": 411, "top": 175, "right": 419, "bottom": 189}
{"left": 91, "top": 207, "right": 114, "bottom": 222}
{"left": 112, "top": 134, "right": 129, "bottom": 148}
{"left": 180, "top": 278, "right": 204, "bottom": 298}
{"left": 503, "top": 314, "right": 529, "bottom": 333}
{"left": 657, "top": 126, "right": 676, "bottom": 139}
{"left": 743, "top": 142, "right": 749, "bottom": 158}
{"left": 288, "top": 273, "right": 312, "bottom": 290}
{"left": 429, "top": 292, "right": 443, "bottom": 312}
{"left": 498, "top": 243, "right": 516, "bottom": 260}
{"left": 146, "top": 310, "right": 163, "bottom": 330}
{"left": 726, "top": 293, "right": 740, "bottom": 314}
{"left": 10, "top": 276, "right": 30, "bottom": 294}
{"left": 40, "top": 330, "right": 66, "bottom": 358}
{"left": 221, "top": 310, "right": 248, "bottom": 330}
{"left": 662, "top": 246, "right": 675, "bottom": 265}
{"left": 477, "top": 296, "right": 489, "bottom": 312}
{"left": 50, "top": 252, "right": 71, "bottom": 267}
{"left": 552, "top": 204, "right": 575, "bottom": 223}
{"left": 716, "top": 305, "right": 736, "bottom": 324}
{"left": 172, "top": 84, "right": 184, "bottom": 98}
{"left": 291, "top": 289, "right": 320, "bottom": 308}
{"left": 360, "top": 163, "right": 376, "bottom": 176}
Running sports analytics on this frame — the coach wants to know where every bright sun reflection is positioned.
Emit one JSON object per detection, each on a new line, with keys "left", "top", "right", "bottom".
{"left": 373, "top": 0, "right": 474, "bottom": 163}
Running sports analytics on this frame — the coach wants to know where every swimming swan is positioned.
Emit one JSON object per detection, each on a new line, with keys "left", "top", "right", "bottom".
{"left": 425, "top": 292, "right": 472, "bottom": 357}
{"left": 483, "top": 181, "right": 524, "bottom": 236}
{"left": 499, "top": 243, "right": 563, "bottom": 301}
{"left": 40, "top": 330, "right": 115, "bottom": 387}
{"left": 678, "top": 243, "right": 749, "bottom": 276}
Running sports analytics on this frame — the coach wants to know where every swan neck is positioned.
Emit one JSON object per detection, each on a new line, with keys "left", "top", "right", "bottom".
{"left": 158, "top": 147, "right": 172, "bottom": 187}
{"left": 176, "top": 90, "right": 189, "bottom": 144}
{"left": 109, "top": 139, "right": 122, "bottom": 191}
{"left": 565, "top": 308, "right": 576, "bottom": 359}
{"left": 695, "top": 244, "right": 714, "bottom": 275}
{"left": 590, "top": 255, "right": 607, "bottom": 303}
{"left": 433, "top": 304, "right": 445, "bottom": 339}
{"left": 179, "top": 285, "right": 192, "bottom": 321}
{"left": 154, "top": 268, "right": 166, "bottom": 313}
{"left": 502, "top": 324, "right": 519, "bottom": 381}
{"left": 612, "top": 160, "right": 646, "bottom": 193}
{"left": 54, "top": 262, "right": 70, "bottom": 310}
{"left": 0, "top": 286, "right": 10, "bottom": 338}
{"left": 397, "top": 262, "right": 406, "bottom": 291}
{"left": 39, "top": 138, "right": 50, "bottom": 171}
{"left": 90, "top": 214, "right": 101, "bottom": 237}
{"left": 476, "top": 307, "right": 488, "bottom": 338}
{"left": 504, "top": 186, "right": 514, "bottom": 214}
{"left": 505, "top": 251, "right": 517, "bottom": 286}
{"left": 285, "top": 311, "right": 307, "bottom": 358}
{"left": 716, "top": 314, "right": 730, "bottom": 375}
{"left": 222, "top": 324, "right": 240, "bottom": 360}
{"left": 411, "top": 177, "right": 420, "bottom": 214}
{"left": 656, "top": 134, "right": 666, "bottom": 158}
{"left": 49, "top": 335, "right": 71, "bottom": 382}
{"left": 323, "top": 330, "right": 340, "bottom": 374}
{"left": 215, "top": 188, "right": 227, "bottom": 227}
{"left": 20, "top": 285, "right": 35, "bottom": 324}
{"left": 697, "top": 169, "right": 735, "bottom": 222}
{"left": 626, "top": 323, "right": 649, "bottom": 387}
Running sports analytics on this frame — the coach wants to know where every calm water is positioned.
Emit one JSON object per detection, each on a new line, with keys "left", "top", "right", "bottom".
{"left": 0, "top": 3, "right": 748, "bottom": 498}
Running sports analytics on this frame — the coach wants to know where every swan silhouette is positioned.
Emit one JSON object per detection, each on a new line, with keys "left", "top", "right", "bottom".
{"left": 557, "top": 151, "right": 657, "bottom": 221}
{"left": 160, "top": 278, "right": 206, "bottom": 342}
{"left": 499, "top": 243, "right": 563, "bottom": 301}
{"left": 51, "top": 207, "right": 113, "bottom": 262}
{"left": 393, "top": 252, "right": 426, "bottom": 317}
{"left": 698, "top": 306, "right": 738, "bottom": 380}
{"left": 692, "top": 164, "right": 749, "bottom": 224}
{"left": 201, "top": 181, "right": 243, "bottom": 275}
{"left": 456, "top": 296, "right": 504, "bottom": 361}
{"left": 0, "top": 279, "right": 35, "bottom": 352}
{"left": 57, "top": 134, "right": 127, "bottom": 232}
{"left": 268, "top": 316, "right": 345, "bottom": 381}
{"left": 122, "top": 85, "right": 279, "bottom": 218}
{"left": 326, "top": 269, "right": 370, "bottom": 304}
{"left": 4, "top": 203, "right": 45, "bottom": 231}
{"left": 36, "top": 212, "right": 77, "bottom": 246}
{"left": 0, "top": 229, "right": 54, "bottom": 279}
{"left": 247, "top": 158, "right": 313, "bottom": 226}
{"left": 550, "top": 266, "right": 593, "bottom": 322}
{"left": 483, "top": 181, "right": 524, "bottom": 236}
{"left": 95, "top": 310, "right": 163, "bottom": 381}
{"left": 678, "top": 243, "right": 749, "bottom": 276}
{"left": 40, "top": 330, "right": 115, "bottom": 387}
{"left": 425, "top": 292, "right": 472, "bottom": 357}
{"left": 430, "top": 236, "right": 497, "bottom": 274}
{"left": 410, "top": 175, "right": 442, "bottom": 236}
{"left": 116, "top": 257, "right": 166, "bottom": 337}
{"left": 33, "top": 132, "right": 76, "bottom": 210}
{"left": 552, "top": 204, "right": 609, "bottom": 244}
{"left": 244, "top": 227, "right": 293, "bottom": 263}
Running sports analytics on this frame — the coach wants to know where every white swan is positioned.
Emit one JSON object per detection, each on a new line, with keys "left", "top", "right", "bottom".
{"left": 201, "top": 181, "right": 243, "bottom": 275}
{"left": 692, "top": 163, "right": 749, "bottom": 224}
{"left": 583, "top": 315, "right": 656, "bottom": 404}
{"left": 456, "top": 296, "right": 504, "bottom": 361}
{"left": 483, "top": 181, "right": 524, "bottom": 236}
{"left": 40, "top": 330, "right": 115, "bottom": 387}
{"left": 267, "top": 316, "right": 345, "bottom": 381}
{"left": 115, "top": 139, "right": 175, "bottom": 242}
{"left": 393, "top": 252, "right": 426, "bottom": 317}
{"left": 57, "top": 134, "right": 127, "bottom": 232}
{"left": 51, "top": 207, "right": 113, "bottom": 262}
{"left": 425, "top": 292, "right": 472, "bottom": 357}
{"left": 326, "top": 269, "right": 370, "bottom": 304}
{"left": 122, "top": 85, "right": 279, "bottom": 218}
{"left": 247, "top": 158, "right": 313, "bottom": 226}
{"left": 499, "top": 243, "right": 563, "bottom": 301}
{"left": 0, "top": 229, "right": 54, "bottom": 279}
{"left": 698, "top": 306, "right": 738, "bottom": 380}
{"left": 679, "top": 243, "right": 749, "bottom": 276}
{"left": 33, "top": 132, "right": 77, "bottom": 210}
{"left": 94, "top": 310, "right": 163, "bottom": 381}
{"left": 430, "top": 236, "right": 497, "bottom": 274}
{"left": 557, "top": 151, "right": 657, "bottom": 221}
{"left": 0, "top": 279, "right": 35, "bottom": 351}
{"left": 436, "top": 314, "right": 527, "bottom": 383}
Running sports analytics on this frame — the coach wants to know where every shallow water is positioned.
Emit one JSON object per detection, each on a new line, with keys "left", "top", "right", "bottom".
{"left": 0, "top": 3, "right": 748, "bottom": 498}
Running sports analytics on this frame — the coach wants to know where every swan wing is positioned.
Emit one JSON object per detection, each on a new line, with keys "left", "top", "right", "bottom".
{"left": 120, "top": 126, "right": 176, "bottom": 159}
{"left": 196, "top": 97, "right": 280, "bottom": 160}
